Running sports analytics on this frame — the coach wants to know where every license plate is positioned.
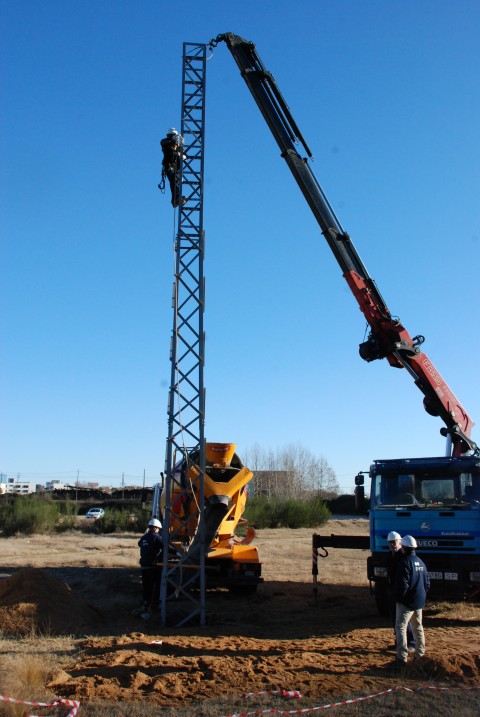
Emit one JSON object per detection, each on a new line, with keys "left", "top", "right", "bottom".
{"left": 444, "top": 572, "right": 458, "bottom": 581}
{"left": 428, "top": 571, "right": 443, "bottom": 580}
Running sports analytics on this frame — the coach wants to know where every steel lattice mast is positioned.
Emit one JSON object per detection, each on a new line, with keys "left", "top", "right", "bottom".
{"left": 160, "top": 42, "right": 207, "bottom": 627}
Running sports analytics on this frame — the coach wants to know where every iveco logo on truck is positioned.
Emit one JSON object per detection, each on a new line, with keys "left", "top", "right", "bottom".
{"left": 417, "top": 539, "right": 439, "bottom": 547}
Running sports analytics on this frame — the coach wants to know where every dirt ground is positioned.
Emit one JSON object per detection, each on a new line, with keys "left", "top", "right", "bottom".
{"left": 1, "top": 518, "right": 479, "bottom": 707}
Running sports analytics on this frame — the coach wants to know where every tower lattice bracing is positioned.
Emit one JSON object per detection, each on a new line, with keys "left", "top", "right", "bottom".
{"left": 160, "top": 42, "right": 207, "bottom": 627}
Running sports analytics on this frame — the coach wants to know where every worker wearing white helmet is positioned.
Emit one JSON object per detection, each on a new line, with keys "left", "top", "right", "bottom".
{"left": 400, "top": 535, "right": 418, "bottom": 548}
{"left": 137, "top": 517, "right": 164, "bottom": 619}
{"left": 385, "top": 530, "right": 415, "bottom": 651}
{"left": 392, "top": 535, "right": 430, "bottom": 666}
{"left": 387, "top": 530, "right": 401, "bottom": 542}
{"left": 158, "top": 127, "right": 186, "bottom": 208}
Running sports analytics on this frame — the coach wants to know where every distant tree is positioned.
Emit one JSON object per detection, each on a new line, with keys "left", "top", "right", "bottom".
{"left": 243, "top": 442, "right": 340, "bottom": 499}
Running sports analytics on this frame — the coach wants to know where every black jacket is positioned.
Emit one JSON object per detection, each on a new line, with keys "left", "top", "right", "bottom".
{"left": 394, "top": 550, "right": 430, "bottom": 609}
{"left": 386, "top": 548, "right": 403, "bottom": 587}
{"left": 161, "top": 137, "right": 182, "bottom": 171}
{"left": 138, "top": 530, "right": 163, "bottom": 568}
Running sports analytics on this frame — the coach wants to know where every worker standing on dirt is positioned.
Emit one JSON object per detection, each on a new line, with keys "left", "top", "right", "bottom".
{"left": 386, "top": 531, "right": 415, "bottom": 651}
{"left": 394, "top": 535, "right": 430, "bottom": 665}
{"left": 138, "top": 518, "right": 163, "bottom": 619}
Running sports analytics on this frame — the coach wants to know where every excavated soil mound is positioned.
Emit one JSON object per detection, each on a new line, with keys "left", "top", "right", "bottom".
{"left": 0, "top": 568, "right": 101, "bottom": 635}
{"left": 409, "top": 653, "right": 480, "bottom": 682}
{"left": 46, "top": 629, "right": 480, "bottom": 705}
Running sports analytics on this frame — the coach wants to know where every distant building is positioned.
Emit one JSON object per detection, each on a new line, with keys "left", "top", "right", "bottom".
{"left": 2, "top": 478, "right": 36, "bottom": 495}
{"left": 46, "top": 479, "right": 69, "bottom": 491}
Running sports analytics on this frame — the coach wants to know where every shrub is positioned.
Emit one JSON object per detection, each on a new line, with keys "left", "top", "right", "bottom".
{"left": 0, "top": 496, "right": 61, "bottom": 536}
{"left": 326, "top": 493, "right": 357, "bottom": 515}
{"left": 81, "top": 507, "right": 150, "bottom": 534}
{"left": 244, "top": 496, "right": 276, "bottom": 528}
{"left": 305, "top": 495, "right": 331, "bottom": 527}
{"left": 244, "top": 496, "right": 330, "bottom": 529}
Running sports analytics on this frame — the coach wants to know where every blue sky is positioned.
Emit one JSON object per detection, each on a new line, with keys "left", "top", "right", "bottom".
{"left": 2, "top": 1, "right": 479, "bottom": 492}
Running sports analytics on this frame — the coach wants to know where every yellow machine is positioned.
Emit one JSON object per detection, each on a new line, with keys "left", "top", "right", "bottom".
{"left": 160, "top": 443, "right": 262, "bottom": 593}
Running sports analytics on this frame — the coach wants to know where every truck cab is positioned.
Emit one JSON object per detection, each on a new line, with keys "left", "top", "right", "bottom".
{"left": 366, "top": 455, "right": 480, "bottom": 613}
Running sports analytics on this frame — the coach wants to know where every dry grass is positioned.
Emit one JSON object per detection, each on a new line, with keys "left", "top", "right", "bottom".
{"left": 427, "top": 599, "right": 480, "bottom": 621}
{"left": 0, "top": 653, "right": 57, "bottom": 717}
{"left": 336, "top": 686, "right": 480, "bottom": 716}
{"left": 0, "top": 635, "right": 87, "bottom": 716}
{"left": 2, "top": 681, "right": 475, "bottom": 717}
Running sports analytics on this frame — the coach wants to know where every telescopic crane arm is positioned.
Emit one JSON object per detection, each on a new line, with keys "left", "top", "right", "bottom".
{"left": 209, "top": 32, "right": 476, "bottom": 456}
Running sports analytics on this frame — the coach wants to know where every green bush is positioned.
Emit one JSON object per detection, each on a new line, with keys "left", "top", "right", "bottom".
{"left": 0, "top": 494, "right": 331, "bottom": 535}
{"left": 0, "top": 496, "right": 62, "bottom": 536}
{"left": 60, "top": 499, "right": 80, "bottom": 518}
{"left": 55, "top": 515, "right": 78, "bottom": 532}
{"left": 305, "top": 495, "right": 331, "bottom": 527}
{"left": 81, "top": 507, "right": 150, "bottom": 534}
{"left": 244, "top": 496, "right": 330, "bottom": 529}
{"left": 244, "top": 496, "right": 274, "bottom": 528}
{"left": 326, "top": 493, "right": 357, "bottom": 514}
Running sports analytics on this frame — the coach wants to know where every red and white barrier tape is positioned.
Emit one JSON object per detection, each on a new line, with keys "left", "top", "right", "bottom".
{"left": 0, "top": 694, "right": 80, "bottom": 717}
{"left": 223, "top": 684, "right": 480, "bottom": 717}
{"left": 2, "top": 681, "right": 478, "bottom": 717}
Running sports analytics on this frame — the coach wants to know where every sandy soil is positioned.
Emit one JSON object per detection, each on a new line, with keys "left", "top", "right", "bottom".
{"left": 1, "top": 518, "right": 479, "bottom": 706}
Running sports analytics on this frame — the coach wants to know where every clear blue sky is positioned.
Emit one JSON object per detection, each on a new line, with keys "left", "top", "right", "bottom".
{"left": 2, "top": 1, "right": 479, "bottom": 492}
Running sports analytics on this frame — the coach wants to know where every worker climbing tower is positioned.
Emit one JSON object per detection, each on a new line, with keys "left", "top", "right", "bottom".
{"left": 160, "top": 42, "right": 207, "bottom": 626}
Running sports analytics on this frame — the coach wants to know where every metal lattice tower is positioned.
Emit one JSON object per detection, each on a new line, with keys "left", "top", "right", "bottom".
{"left": 160, "top": 42, "right": 207, "bottom": 627}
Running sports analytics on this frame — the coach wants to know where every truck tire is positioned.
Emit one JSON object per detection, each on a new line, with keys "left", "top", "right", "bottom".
{"left": 374, "top": 581, "right": 389, "bottom": 617}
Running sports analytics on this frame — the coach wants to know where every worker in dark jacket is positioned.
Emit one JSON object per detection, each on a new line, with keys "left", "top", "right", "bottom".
{"left": 138, "top": 518, "right": 163, "bottom": 619}
{"left": 159, "top": 128, "right": 186, "bottom": 208}
{"left": 386, "top": 530, "right": 415, "bottom": 650}
{"left": 394, "top": 535, "right": 430, "bottom": 664}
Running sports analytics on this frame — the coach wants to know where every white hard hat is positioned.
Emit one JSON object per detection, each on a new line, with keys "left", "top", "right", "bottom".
{"left": 387, "top": 531, "right": 402, "bottom": 541}
{"left": 401, "top": 535, "right": 417, "bottom": 548}
{"left": 148, "top": 518, "right": 162, "bottom": 529}
{"left": 168, "top": 127, "right": 178, "bottom": 135}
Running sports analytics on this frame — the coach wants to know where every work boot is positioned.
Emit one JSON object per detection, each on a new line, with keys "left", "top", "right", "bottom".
{"left": 387, "top": 658, "right": 407, "bottom": 671}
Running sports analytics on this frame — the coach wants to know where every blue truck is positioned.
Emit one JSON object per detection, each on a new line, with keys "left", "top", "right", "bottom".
{"left": 361, "top": 455, "right": 480, "bottom": 613}
{"left": 212, "top": 33, "right": 480, "bottom": 608}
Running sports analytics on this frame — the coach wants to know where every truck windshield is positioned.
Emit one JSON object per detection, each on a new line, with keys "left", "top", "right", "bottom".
{"left": 371, "top": 472, "right": 480, "bottom": 508}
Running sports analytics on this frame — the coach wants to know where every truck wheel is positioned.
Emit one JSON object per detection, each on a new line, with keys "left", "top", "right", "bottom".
{"left": 374, "top": 582, "right": 389, "bottom": 617}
